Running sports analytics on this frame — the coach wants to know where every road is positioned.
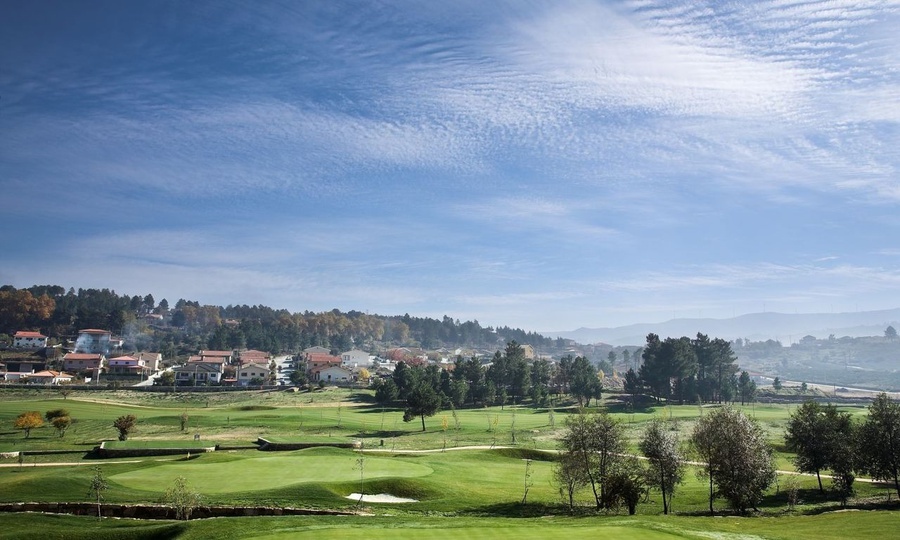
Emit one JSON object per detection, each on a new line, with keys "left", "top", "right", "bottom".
{"left": 273, "top": 354, "right": 295, "bottom": 385}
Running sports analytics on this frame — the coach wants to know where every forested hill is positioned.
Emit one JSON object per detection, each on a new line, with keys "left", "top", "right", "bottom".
{"left": 0, "top": 284, "right": 563, "bottom": 355}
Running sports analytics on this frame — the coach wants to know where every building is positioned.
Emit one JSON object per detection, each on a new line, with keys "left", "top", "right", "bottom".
{"left": 197, "top": 350, "right": 234, "bottom": 363}
{"left": 314, "top": 365, "right": 353, "bottom": 383}
{"left": 239, "top": 349, "right": 271, "bottom": 365}
{"left": 13, "top": 331, "right": 48, "bottom": 349}
{"left": 107, "top": 355, "right": 152, "bottom": 377}
{"left": 23, "top": 370, "right": 73, "bottom": 385}
{"left": 173, "top": 362, "right": 223, "bottom": 385}
{"left": 341, "top": 349, "right": 371, "bottom": 368}
{"left": 236, "top": 362, "right": 271, "bottom": 386}
{"left": 63, "top": 353, "right": 105, "bottom": 380}
{"left": 133, "top": 352, "right": 162, "bottom": 372}
{"left": 75, "top": 329, "right": 111, "bottom": 354}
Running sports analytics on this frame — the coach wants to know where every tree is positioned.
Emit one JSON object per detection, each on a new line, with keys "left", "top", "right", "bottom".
{"left": 163, "top": 476, "right": 201, "bottom": 520}
{"left": 14, "top": 411, "right": 43, "bottom": 438}
{"left": 289, "top": 369, "right": 308, "bottom": 386}
{"left": 46, "top": 409, "right": 72, "bottom": 438}
{"left": 51, "top": 415, "right": 72, "bottom": 438}
{"left": 623, "top": 368, "right": 641, "bottom": 407}
{"left": 602, "top": 456, "right": 645, "bottom": 515}
{"left": 691, "top": 406, "right": 776, "bottom": 513}
{"left": 87, "top": 466, "right": 108, "bottom": 520}
{"left": 856, "top": 393, "right": 900, "bottom": 498}
{"left": 886, "top": 326, "right": 898, "bottom": 341}
{"left": 772, "top": 377, "right": 782, "bottom": 391}
{"left": 180, "top": 411, "right": 189, "bottom": 432}
{"left": 374, "top": 378, "right": 399, "bottom": 406}
{"left": 402, "top": 381, "right": 442, "bottom": 431}
{"left": 640, "top": 419, "right": 685, "bottom": 514}
{"left": 554, "top": 450, "right": 589, "bottom": 511}
{"left": 784, "top": 400, "right": 853, "bottom": 493}
{"left": 558, "top": 410, "right": 625, "bottom": 509}
{"left": 737, "top": 371, "right": 756, "bottom": 405}
{"left": 113, "top": 414, "right": 137, "bottom": 441}
{"left": 155, "top": 371, "right": 175, "bottom": 386}
{"left": 569, "top": 356, "right": 601, "bottom": 406}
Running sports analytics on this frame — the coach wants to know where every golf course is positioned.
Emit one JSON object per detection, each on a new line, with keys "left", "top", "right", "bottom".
{"left": 1, "top": 386, "right": 898, "bottom": 539}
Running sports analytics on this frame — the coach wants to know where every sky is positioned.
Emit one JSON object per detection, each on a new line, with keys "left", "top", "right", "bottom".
{"left": 2, "top": 0, "right": 899, "bottom": 333}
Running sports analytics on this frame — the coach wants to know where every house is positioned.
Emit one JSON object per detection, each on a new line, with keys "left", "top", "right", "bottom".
{"left": 107, "top": 355, "right": 152, "bottom": 376}
{"left": 24, "top": 370, "right": 73, "bottom": 385}
{"left": 173, "top": 362, "right": 223, "bottom": 385}
{"left": 522, "top": 344, "right": 536, "bottom": 360}
{"left": 306, "top": 352, "right": 342, "bottom": 373}
{"left": 314, "top": 365, "right": 353, "bottom": 383}
{"left": 63, "top": 353, "right": 105, "bottom": 380}
{"left": 340, "top": 349, "right": 371, "bottom": 368}
{"left": 239, "top": 349, "right": 271, "bottom": 365}
{"left": 13, "top": 331, "right": 48, "bottom": 349}
{"left": 74, "top": 329, "right": 111, "bottom": 354}
{"left": 303, "top": 346, "right": 331, "bottom": 355}
{"left": 236, "top": 362, "right": 271, "bottom": 386}
{"left": 197, "top": 350, "right": 234, "bottom": 363}
{"left": 134, "top": 352, "right": 162, "bottom": 372}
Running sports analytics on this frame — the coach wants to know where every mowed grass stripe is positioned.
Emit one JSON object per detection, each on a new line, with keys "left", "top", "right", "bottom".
{"left": 252, "top": 525, "right": 681, "bottom": 540}
{"left": 110, "top": 448, "right": 434, "bottom": 494}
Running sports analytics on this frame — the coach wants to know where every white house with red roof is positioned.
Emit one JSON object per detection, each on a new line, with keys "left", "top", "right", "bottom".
{"left": 14, "top": 331, "right": 48, "bottom": 349}
{"left": 107, "top": 355, "right": 152, "bottom": 376}
{"left": 236, "top": 361, "right": 271, "bottom": 385}
{"left": 24, "top": 370, "right": 73, "bottom": 385}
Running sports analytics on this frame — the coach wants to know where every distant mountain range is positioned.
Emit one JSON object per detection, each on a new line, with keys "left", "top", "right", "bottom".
{"left": 548, "top": 308, "right": 900, "bottom": 346}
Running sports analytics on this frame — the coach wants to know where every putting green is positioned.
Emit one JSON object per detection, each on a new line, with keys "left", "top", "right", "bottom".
{"left": 252, "top": 525, "right": 682, "bottom": 539}
{"left": 111, "top": 450, "right": 433, "bottom": 494}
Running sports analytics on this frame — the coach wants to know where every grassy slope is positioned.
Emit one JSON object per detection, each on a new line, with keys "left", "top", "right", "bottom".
{"left": 1, "top": 388, "right": 898, "bottom": 538}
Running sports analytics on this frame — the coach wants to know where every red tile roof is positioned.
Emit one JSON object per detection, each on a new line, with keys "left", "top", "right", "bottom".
{"left": 14, "top": 331, "right": 47, "bottom": 338}
{"left": 199, "top": 350, "right": 233, "bottom": 357}
{"left": 64, "top": 353, "right": 103, "bottom": 360}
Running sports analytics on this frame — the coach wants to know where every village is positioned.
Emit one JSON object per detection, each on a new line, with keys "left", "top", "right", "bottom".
{"left": 0, "top": 327, "right": 551, "bottom": 390}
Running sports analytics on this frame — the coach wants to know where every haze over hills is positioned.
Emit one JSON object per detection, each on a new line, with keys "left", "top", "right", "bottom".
{"left": 549, "top": 308, "right": 900, "bottom": 346}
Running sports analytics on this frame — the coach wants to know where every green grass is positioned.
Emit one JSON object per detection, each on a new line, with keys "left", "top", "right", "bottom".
{"left": 2, "top": 512, "right": 899, "bottom": 540}
{"left": 1, "top": 387, "right": 897, "bottom": 539}
{"left": 111, "top": 447, "right": 434, "bottom": 494}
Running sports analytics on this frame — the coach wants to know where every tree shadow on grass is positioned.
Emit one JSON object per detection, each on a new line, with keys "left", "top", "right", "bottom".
{"left": 458, "top": 501, "right": 595, "bottom": 518}
{"left": 603, "top": 400, "right": 657, "bottom": 415}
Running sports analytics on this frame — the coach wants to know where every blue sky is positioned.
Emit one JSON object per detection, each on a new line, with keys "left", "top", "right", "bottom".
{"left": 2, "top": 0, "right": 899, "bottom": 333}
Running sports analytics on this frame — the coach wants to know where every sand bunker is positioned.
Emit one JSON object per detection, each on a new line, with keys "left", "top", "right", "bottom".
{"left": 346, "top": 493, "right": 418, "bottom": 503}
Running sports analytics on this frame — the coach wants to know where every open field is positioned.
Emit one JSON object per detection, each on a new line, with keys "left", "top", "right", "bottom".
{"left": 0, "top": 387, "right": 897, "bottom": 538}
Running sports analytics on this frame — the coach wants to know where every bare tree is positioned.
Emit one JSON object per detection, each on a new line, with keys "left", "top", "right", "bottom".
{"left": 87, "top": 467, "right": 108, "bottom": 520}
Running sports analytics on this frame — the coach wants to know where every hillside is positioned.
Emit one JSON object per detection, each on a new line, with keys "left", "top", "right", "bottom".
{"left": 549, "top": 308, "right": 900, "bottom": 346}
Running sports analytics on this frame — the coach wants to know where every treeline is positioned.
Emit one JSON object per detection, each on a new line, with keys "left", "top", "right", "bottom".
{"left": 625, "top": 333, "right": 752, "bottom": 405}
{"left": 0, "top": 284, "right": 560, "bottom": 355}
{"left": 373, "top": 342, "right": 603, "bottom": 420}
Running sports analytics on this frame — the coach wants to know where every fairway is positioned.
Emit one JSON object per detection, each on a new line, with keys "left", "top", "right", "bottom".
{"left": 252, "top": 525, "right": 681, "bottom": 540}
{"left": 111, "top": 448, "right": 434, "bottom": 494}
